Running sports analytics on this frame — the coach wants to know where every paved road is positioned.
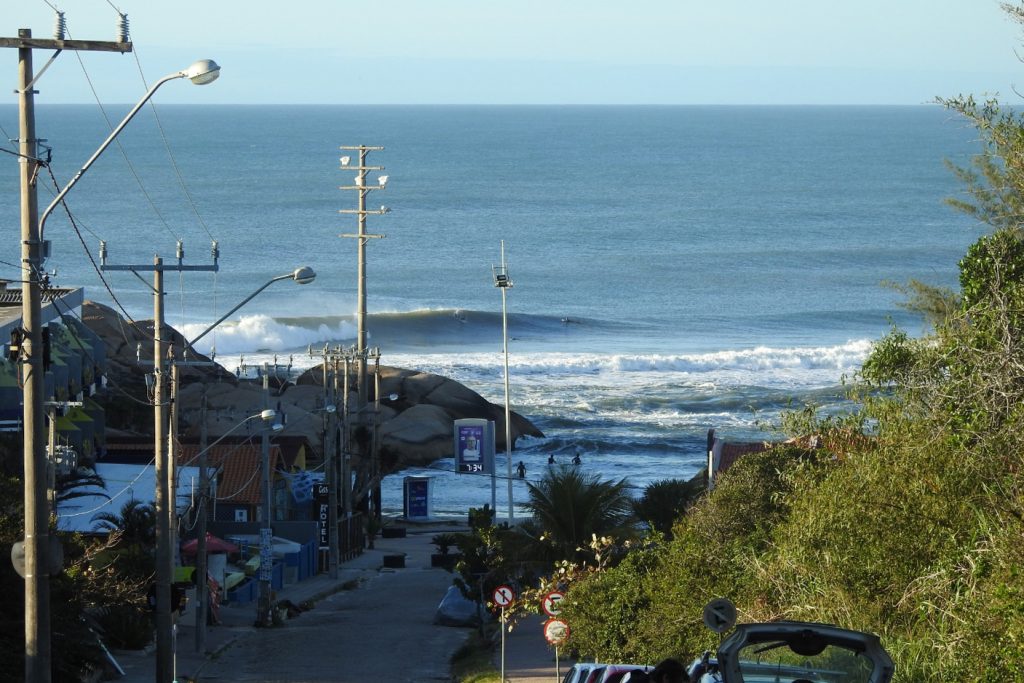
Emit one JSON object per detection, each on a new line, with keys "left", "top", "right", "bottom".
{"left": 503, "top": 613, "right": 572, "bottom": 683}
{"left": 112, "top": 525, "right": 557, "bottom": 682}
{"left": 197, "top": 544, "right": 469, "bottom": 681}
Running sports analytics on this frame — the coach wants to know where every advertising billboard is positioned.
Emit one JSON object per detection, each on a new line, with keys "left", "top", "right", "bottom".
{"left": 454, "top": 418, "right": 494, "bottom": 474}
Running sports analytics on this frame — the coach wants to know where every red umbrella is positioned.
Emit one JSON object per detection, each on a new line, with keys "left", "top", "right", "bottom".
{"left": 180, "top": 533, "right": 239, "bottom": 556}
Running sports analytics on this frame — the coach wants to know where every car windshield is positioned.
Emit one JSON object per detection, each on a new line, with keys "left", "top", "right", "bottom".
{"left": 735, "top": 639, "right": 874, "bottom": 683}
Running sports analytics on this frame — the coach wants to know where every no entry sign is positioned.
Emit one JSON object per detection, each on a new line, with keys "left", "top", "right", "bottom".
{"left": 493, "top": 584, "right": 515, "bottom": 607}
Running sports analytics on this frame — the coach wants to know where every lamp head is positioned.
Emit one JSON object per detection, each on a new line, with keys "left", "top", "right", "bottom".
{"left": 270, "top": 422, "right": 284, "bottom": 433}
{"left": 260, "top": 409, "right": 277, "bottom": 423}
{"left": 323, "top": 404, "right": 338, "bottom": 414}
{"left": 292, "top": 266, "right": 316, "bottom": 285}
{"left": 183, "top": 59, "right": 221, "bottom": 85}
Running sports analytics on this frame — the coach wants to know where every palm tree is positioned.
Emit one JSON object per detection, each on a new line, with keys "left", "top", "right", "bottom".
{"left": 523, "top": 466, "right": 635, "bottom": 561}
{"left": 55, "top": 468, "right": 107, "bottom": 504}
{"left": 632, "top": 476, "right": 706, "bottom": 540}
{"left": 92, "top": 499, "right": 157, "bottom": 546}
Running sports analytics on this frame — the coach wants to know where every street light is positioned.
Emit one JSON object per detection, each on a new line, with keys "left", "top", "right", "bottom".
{"left": 492, "top": 242, "right": 514, "bottom": 522}
{"left": 38, "top": 60, "right": 220, "bottom": 240}
{"left": 186, "top": 407, "right": 275, "bottom": 652}
{"left": 181, "top": 269, "right": 313, "bottom": 647}
{"left": 187, "top": 267, "right": 317, "bottom": 353}
{"left": 14, "top": 53, "right": 218, "bottom": 683}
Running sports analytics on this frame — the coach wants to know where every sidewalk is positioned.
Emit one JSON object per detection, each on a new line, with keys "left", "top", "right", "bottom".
{"left": 501, "top": 613, "right": 575, "bottom": 683}
{"left": 110, "top": 521, "right": 465, "bottom": 682}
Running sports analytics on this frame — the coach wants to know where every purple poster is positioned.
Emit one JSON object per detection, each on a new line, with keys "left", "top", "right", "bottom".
{"left": 457, "top": 425, "right": 484, "bottom": 473}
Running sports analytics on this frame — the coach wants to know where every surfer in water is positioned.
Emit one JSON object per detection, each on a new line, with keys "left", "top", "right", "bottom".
{"left": 572, "top": 450, "right": 582, "bottom": 465}
{"left": 454, "top": 309, "right": 467, "bottom": 324}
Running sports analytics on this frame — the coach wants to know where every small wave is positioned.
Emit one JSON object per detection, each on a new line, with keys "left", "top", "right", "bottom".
{"left": 182, "top": 308, "right": 618, "bottom": 355}
{"left": 383, "top": 339, "right": 870, "bottom": 386}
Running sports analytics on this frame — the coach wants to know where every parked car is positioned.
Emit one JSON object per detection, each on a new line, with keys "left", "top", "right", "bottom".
{"left": 562, "top": 663, "right": 601, "bottom": 683}
{"left": 691, "top": 620, "right": 894, "bottom": 683}
{"left": 597, "top": 664, "right": 648, "bottom": 683}
{"left": 579, "top": 663, "right": 648, "bottom": 683}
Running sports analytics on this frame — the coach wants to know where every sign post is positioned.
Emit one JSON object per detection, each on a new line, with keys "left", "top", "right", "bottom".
{"left": 542, "top": 591, "right": 565, "bottom": 618}
{"left": 543, "top": 618, "right": 570, "bottom": 681}
{"left": 542, "top": 592, "right": 567, "bottom": 681}
{"left": 493, "top": 584, "right": 515, "bottom": 683}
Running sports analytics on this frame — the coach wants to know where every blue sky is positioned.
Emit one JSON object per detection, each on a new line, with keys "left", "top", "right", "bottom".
{"left": 5, "top": 0, "right": 1023, "bottom": 105}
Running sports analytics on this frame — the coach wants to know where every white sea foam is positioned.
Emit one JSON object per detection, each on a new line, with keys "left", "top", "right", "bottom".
{"left": 180, "top": 314, "right": 356, "bottom": 356}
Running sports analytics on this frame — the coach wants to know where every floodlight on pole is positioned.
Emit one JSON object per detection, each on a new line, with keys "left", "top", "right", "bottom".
{"left": 493, "top": 241, "right": 515, "bottom": 522}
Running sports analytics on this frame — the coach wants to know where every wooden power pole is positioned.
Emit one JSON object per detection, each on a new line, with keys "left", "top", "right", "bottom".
{"left": 1, "top": 24, "right": 131, "bottom": 683}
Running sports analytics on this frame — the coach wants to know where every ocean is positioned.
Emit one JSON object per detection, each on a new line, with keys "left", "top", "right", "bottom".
{"left": 0, "top": 104, "right": 984, "bottom": 517}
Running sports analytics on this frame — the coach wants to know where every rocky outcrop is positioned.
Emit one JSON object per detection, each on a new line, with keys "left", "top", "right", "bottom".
{"left": 81, "top": 301, "right": 544, "bottom": 472}
{"left": 296, "top": 365, "right": 544, "bottom": 468}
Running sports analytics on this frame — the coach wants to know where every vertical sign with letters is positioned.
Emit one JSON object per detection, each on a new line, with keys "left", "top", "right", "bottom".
{"left": 314, "top": 483, "right": 330, "bottom": 550}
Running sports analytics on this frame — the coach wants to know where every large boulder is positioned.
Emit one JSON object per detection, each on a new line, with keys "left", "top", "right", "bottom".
{"left": 82, "top": 301, "right": 544, "bottom": 471}
{"left": 297, "top": 364, "right": 545, "bottom": 469}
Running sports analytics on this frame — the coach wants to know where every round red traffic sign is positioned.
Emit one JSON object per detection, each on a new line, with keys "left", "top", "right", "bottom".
{"left": 492, "top": 584, "right": 515, "bottom": 607}
{"left": 542, "top": 590, "right": 565, "bottom": 617}
{"left": 543, "top": 618, "right": 570, "bottom": 644}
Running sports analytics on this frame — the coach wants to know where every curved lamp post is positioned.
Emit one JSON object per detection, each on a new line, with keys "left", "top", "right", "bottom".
{"left": 184, "top": 267, "right": 314, "bottom": 647}
{"left": 38, "top": 60, "right": 220, "bottom": 240}
{"left": 175, "top": 406, "right": 277, "bottom": 654}
{"left": 17, "top": 56, "right": 218, "bottom": 683}
{"left": 187, "top": 266, "right": 317, "bottom": 352}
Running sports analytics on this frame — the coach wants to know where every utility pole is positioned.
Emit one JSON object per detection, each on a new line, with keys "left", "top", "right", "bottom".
{"left": 100, "top": 244, "right": 218, "bottom": 683}
{"left": 256, "top": 358, "right": 288, "bottom": 626}
{"left": 311, "top": 345, "right": 340, "bottom": 578}
{"left": 339, "top": 146, "right": 389, "bottom": 520}
{"left": 3, "top": 24, "right": 132, "bottom": 683}
{"left": 195, "top": 388, "right": 209, "bottom": 652}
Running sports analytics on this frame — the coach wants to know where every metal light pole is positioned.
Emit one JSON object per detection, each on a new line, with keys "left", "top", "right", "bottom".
{"left": 159, "top": 266, "right": 309, "bottom": 651}
{"left": 493, "top": 242, "right": 514, "bottom": 521}
{"left": 189, "top": 406, "right": 277, "bottom": 648}
{"left": 257, "top": 363, "right": 285, "bottom": 626}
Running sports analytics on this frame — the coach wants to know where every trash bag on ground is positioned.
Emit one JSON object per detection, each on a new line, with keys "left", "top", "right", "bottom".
{"left": 433, "top": 585, "right": 484, "bottom": 627}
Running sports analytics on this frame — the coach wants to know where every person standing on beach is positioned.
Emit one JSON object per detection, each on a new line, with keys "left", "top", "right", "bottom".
{"left": 548, "top": 454, "right": 556, "bottom": 465}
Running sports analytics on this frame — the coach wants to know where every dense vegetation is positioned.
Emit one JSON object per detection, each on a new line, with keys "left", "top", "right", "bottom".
{"left": 542, "top": 8, "right": 1024, "bottom": 680}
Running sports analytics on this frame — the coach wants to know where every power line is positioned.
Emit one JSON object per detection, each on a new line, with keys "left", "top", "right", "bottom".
{"left": 64, "top": 19, "right": 181, "bottom": 243}
{"left": 130, "top": 48, "right": 217, "bottom": 243}
{"left": 42, "top": 163, "right": 153, "bottom": 341}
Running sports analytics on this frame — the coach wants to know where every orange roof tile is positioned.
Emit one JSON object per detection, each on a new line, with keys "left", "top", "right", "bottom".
{"left": 178, "top": 443, "right": 282, "bottom": 506}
